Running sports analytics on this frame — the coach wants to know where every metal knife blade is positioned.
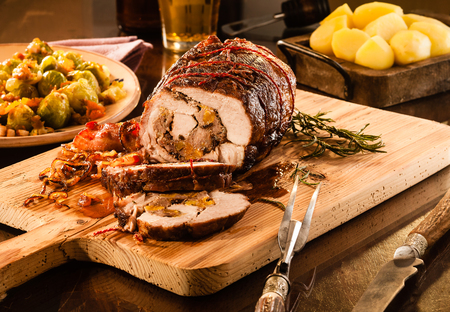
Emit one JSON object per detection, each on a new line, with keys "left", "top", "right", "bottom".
{"left": 352, "top": 258, "right": 423, "bottom": 311}
{"left": 353, "top": 187, "right": 450, "bottom": 311}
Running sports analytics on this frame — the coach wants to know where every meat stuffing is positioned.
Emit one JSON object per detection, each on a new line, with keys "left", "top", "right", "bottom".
{"left": 139, "top": 35, "right": 296, "bottom": 172}
{"left": 114, "top": 190, "right": 250, "bottom": 240}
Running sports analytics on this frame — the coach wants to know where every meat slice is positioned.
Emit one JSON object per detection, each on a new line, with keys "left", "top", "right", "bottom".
{"left": 188, "top": 190, "right": 250, "bottom": 238}
{"left": 126, "top": 190, "right": 251, "bottom": 240}
{"left": 72, "top": 120, "right": 141, "bottom": 153}
{"left": 73, "top": 121, "right": 124, "bottom": 152}
{"left": 101, "top": 162, "right": 235, "bottom": 197}
{"left": 139, "top": 36, "right": 296, "bottom": 172}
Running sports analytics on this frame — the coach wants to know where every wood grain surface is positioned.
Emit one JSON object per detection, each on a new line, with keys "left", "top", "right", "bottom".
{"left": 1, "top": 89, "right": 450, "bottom": 296}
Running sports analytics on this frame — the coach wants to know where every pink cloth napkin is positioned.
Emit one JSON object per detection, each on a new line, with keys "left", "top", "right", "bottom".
{"left": 49, "top": 36, "right": 153, "bottom": 72}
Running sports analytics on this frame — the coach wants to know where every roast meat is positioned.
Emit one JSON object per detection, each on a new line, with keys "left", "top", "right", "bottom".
{"left": 139, "top": 36, "right": 296, "bottom": 172}
{"left": 114, "top": 190, "right": 250, "bottom": 240}
{"left": 101, "top": 162, "right": 235, "bottom": 197}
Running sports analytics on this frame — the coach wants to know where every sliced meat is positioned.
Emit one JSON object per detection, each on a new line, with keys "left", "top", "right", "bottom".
{"left": 101, "top": 162, "right": 235, "bottom": 197}
{"left": 73, "top": 121, "right": 124, "bottom": 152}
{"left": 118, "top": 190, "right": 251, "bottom": 240}
{"left": 139, "top": 35, "right": 296, "bottom": 172}
{"left": 72, "top": 120, "right": 141, "bottom": 152}
{"left": 188, "top": 190, "right": 250, "bottom": 238}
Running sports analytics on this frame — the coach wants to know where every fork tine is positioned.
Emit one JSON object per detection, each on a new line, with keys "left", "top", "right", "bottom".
{"left": 294, "top": 182, "right": 321, "bottom": 252}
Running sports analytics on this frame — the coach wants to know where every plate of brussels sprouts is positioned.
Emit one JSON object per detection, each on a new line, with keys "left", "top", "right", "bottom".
{"left": 0, "top": 38, "right": 141, "bottom": 147}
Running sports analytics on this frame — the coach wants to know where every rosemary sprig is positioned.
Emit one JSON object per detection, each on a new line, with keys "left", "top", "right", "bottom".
{"left": 290, "top": 164, "right": 322, "bottom": 186}
{"left": 288, "top": 110, "right": 386, "bottom": 158}
{"left": 258, "top": 164, "right": 323, "bottom": 211}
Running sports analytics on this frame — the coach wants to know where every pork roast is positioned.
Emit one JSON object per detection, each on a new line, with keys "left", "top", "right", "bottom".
{"left": 96, "top": 37, "right": 295, "bottom": 240}
{"left": 101, "top": 162, "right": 235, "bottom": 197}
{"left": 114, "top": 190, "right": 250, "bottom": 240}
{"left": 139, "top": 36, "right": 296, "bottom": 172}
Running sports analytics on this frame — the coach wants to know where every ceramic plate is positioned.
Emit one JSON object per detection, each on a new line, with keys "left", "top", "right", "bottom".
{"left": 0, "top": 44, "right": 141, "bottom": 148}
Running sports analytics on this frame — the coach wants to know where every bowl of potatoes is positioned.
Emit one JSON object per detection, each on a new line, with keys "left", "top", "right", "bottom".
{"left": 277, "top": 1, "right": 450, "bottom": 108}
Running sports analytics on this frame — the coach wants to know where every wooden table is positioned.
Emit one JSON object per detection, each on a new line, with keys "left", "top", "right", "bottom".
{"left": 2, "top": 1, "right": 450, "bottom": 311}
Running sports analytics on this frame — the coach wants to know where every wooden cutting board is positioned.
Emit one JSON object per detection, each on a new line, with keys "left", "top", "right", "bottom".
{"left": 2, "top": 89, "right": 450, "bottom": 297}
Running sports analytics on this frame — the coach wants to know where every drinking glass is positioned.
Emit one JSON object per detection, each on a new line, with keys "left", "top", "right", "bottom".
{"left": 158, "top": 0, "right": 221, "bottom": 53}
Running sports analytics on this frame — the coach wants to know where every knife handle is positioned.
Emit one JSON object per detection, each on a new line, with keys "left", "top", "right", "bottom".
{"left": 254, "top": 292, "right": 286, "bottom": 312}
{"left": 254, "top": 274, "right": 289, "bottom": 312}
{"left": 409, "top": 187, "right": 450, "bottom": 252}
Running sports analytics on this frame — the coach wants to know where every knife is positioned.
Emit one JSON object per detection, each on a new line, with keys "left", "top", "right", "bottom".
{"left": 353, "top": 187, "right": 450, "bottom": 311}
{"left": 254, "top": 177, "right": 321, "bottom": 312}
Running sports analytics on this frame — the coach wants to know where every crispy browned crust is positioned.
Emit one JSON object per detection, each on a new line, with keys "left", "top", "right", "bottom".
{"left": 101, "top": 163, "right": 235, "bottom": 197}
{"left": 137, "top": 219, "right": 189, "bottom": 241}
{"left": 136, "top": 208, "right": 248, "bottom": 241}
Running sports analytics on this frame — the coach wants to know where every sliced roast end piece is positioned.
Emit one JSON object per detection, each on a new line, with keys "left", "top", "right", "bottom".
{"left": 117, "top": 190, "right": 251, "bottom": 241}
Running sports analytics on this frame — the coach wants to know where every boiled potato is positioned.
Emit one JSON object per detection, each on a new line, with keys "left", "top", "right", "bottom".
{"left": 409, "top": 22, "right": 450, "bottom": 57}
{"left": 402, "top": 13, "right": 450, "bottom": 30}
{"left": 310, "top": 15, "right": 350, "bottom": 56}
{"left": 353, "top": 2, "right": 403, "bottom": 29}
{"left": 355, "top": 35, "right": 394, "bottom": 69}
{"left": 390, "top": 30, "right": 431, "bottom": 65}
{"left": 364, "top": 12, "right": 407, "bottom": 42}
{"left": 310, "top": 2, "right": 450, "bottom": 69}
{"left": 321, "top": 3, "right": 354, "bottom": 28}
{"left": 332, "top": 28, "right": 370, "bottom": 62}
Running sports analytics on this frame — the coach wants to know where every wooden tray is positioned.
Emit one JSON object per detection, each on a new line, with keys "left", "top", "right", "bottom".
{"left": 2, "top": 90, "right": 450, "bottom": 296}
{"left": 277, "top": 35, "right": 450, "bottom": 108}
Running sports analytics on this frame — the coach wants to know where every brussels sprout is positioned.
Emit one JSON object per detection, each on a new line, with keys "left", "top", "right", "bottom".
{"left": 11, "top": 59, "right": 42, "bottom": 84}
{"left": 52, "top": 50, "right": 64, "bottom": 59}
{"left": 37, "top": 91, "right": 71, "bottom": 129}
{"left": 78, "top": 62, "right": 110, "bottom": 91}
{"left": 60, "top": 78, "right": 98, "bottom": 114}
{"left": 64, "top": 52, "right": 84, "bottom": 69}
{"left": 5, "top": 78, "right": 22, "bottom": 92}
{"left": 0, "top": 100, "right": 7, "bottom": 124}
{"left": 40, "top": 55, "right": 57, "bottom": 72}
{"left": 53, "top": 51, "right": 79, "bottom": 75}
{"left": 37, "top": 70, "right": 67, "bottom": 97}
{"left": 25, "top": 38, "right": 53, "bottom": 64}
{"left": 0, "top": 70, "right": 11, "bottom": 82}
{"left": 7, "top": 103, "right": 35, "bottom": 131}
{"left": 100, "top": 80, "right": 126, "bottom": 104}
{"left": 0, "top": 58, "right": 22, "bottom": 75}
{"left": 10, "top": 83, "right": 39, "bottom": 99}
{"left": 67, "top": 70, "right": 101, "bottom": 94}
